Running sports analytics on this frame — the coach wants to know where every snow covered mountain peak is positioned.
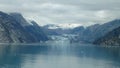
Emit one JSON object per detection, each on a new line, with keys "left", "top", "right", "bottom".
{"left": 43, "top": 24, "right": 82, "bottom": 29}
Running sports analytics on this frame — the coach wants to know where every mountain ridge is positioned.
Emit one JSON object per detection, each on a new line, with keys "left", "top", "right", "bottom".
{"left": 0, "top": 11, "right": 48, "bottom": 43}
{"left": 93, "top": 26, "right": 120, "bottom": 46}
{"left": 71, "top": 19, "right": 120, "bottom": 43}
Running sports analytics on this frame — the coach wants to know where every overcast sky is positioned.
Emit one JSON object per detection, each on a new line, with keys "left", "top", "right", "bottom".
{"left": 0, "top": 0, "right": 120, "bottom": 26}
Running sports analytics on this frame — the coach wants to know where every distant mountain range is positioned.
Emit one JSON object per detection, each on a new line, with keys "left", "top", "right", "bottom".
{"left": 0, "top": 11, "right": 48, "bottom": 43}
{"left": 42, "top": 24, "right": 73, "bottom": 35}
{"left": 43, "top": 24, "right": 81, "bottom": 29}
{"left": 42, "top": 19, "right": 120, "bottom": 46}
{"left": 0, "top": 11, "right": 120, "bottom": 45}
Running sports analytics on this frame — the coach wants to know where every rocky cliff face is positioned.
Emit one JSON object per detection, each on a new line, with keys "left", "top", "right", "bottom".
{"left": 93, "top": 27, "right": 120, "bottom": 46}
{"left": 24, "top": 21, "right": 49, "bottom": 41}
{"left": 0, "top": 11, "right": 48, "bottom": 43}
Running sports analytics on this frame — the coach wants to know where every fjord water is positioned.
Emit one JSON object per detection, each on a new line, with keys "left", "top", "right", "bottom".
{"left": 0, "top": 42, "right": 120, "bottom": 68}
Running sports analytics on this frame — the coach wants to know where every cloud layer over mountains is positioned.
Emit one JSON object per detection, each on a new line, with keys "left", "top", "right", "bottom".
{"left": 0, "top": 0, "right": 120, "bottom": 26}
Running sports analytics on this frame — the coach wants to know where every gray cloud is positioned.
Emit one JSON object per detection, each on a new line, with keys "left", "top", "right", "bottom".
{"left": 0, "top": 0, "right": 120, "bottom": 26}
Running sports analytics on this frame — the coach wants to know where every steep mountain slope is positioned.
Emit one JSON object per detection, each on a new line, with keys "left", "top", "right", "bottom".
{"left": 10, "top": 13, "right": 49, "bottom": 41}
{"left": 74, "top": 20, "right": 120, "bottom": 43}
{"left": 25, "top": 21, "right": 49, "bottom": 41}
{"left": 9, "top": 13, "right": 30, "bottom": 26}
{"left": 0, "top": 11, "right": 48, "bottom": 43}
{"left": 78, "top": 24, "right": 100, "bottom": 42}
{"left": 93, "top": 19, "right": 120, "bottom": 40}
{"left": 93, "top": 26, "right": 120, "bottom": 45}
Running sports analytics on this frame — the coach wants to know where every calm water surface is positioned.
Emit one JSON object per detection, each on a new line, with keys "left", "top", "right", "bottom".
{"left": 0, "top": 42, "right": 120, "bottom": 68}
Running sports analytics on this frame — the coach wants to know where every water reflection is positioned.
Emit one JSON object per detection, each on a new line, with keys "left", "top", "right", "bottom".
{"left": 0, "top": 43, "right": 120, "bottom": 68}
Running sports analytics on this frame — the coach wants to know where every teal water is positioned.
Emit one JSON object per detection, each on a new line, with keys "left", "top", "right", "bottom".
{"left": 0, "top": 43, "right": 120, "bottom": 68}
